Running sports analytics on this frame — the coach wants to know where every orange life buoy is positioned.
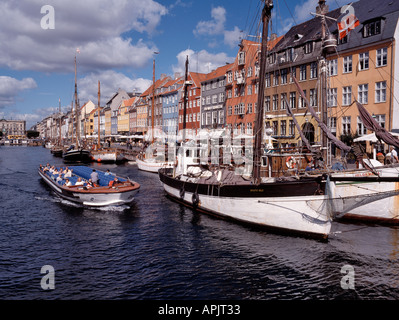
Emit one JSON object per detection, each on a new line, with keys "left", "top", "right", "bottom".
{"left": 286, "top": 156, "right": 297, "bottom": 169}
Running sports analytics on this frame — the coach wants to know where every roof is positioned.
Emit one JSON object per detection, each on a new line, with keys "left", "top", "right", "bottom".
{"left": 274, "top": 0, "right": 399, "bottom": 53}
{"left": 201, "top": 63, "right": 233, "bottom": 83}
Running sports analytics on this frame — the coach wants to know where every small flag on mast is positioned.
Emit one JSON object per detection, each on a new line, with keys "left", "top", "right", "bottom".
{"left": 76, "top": 48, "right": 80, "bottom": 54}
{"left": 338, "top": 4, "right": 359, "bottom": 39}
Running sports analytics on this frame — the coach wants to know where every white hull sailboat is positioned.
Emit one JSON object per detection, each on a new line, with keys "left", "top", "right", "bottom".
{"left": 158, "top": 2, "right": 333, "bottom": 240}
{"left": 136, "top": 154, "right": 174, "bottom": 173}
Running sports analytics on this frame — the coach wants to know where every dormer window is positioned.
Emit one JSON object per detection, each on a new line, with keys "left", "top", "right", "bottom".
{"left": 304, "top": 41, "right": 313, "bottom": 54}
{"left": 238, "top": 51, "right": 245, "bottom": 65}
{"left": 363, "top": 19, "right": 382, "bottom": 37}
{"left": 268, "top": 52, "right": 276, "bottom": 64}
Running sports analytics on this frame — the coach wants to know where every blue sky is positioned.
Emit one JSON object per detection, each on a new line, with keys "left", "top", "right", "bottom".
{"left": 0, "top": 0, "right": 348, "bottom": 129}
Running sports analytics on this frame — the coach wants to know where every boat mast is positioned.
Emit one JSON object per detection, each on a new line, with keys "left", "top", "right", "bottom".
{"left": 59, "top": 98, "right": 61, "bottom": 147}
{"left": 98, "top": 80, "right": 101, "bottom": 149}
{"left": 74, "top": 54, "right": 80, "bottom": 148}
{"left": 253, "top": 0, "right": 273, "bottom": 184}
{"left": 182, "top": 55, "right": 189, "bottom": 141}
{"left": 151, "top": 58, "right": 155, "bottom": 144}
{"left": 319, "top": 0, "right": 328, "bottom": 164}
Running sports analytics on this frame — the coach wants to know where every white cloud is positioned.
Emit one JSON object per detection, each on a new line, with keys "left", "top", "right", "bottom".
{"left": 78, "top": 70, "right": 152, "bottom": 103}
{"left": 194, "top": 6, "right": 243, "bottom": 48}
{"left": 0, "top": 76, "right": 37, "bottom": 108}
{"left": 0, "top": 0, "right": 167, "bottom": 73}
{"left": 194, "top": 6, "right": 226, "bottom": 36}
{"left": 173, "top": 49, "right": 234, "bottom": 75}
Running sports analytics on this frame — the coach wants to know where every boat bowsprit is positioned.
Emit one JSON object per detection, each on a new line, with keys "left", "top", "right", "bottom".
{"left": 38, "top": 165, "right": 140, "bottom": 207}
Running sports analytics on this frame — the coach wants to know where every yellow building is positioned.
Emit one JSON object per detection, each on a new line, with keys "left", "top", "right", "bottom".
{"left": 104, "top": 106, "right": 112, "bottom": 136}
{"left": 118, "top": 99, "right": 130, "bottom": 135}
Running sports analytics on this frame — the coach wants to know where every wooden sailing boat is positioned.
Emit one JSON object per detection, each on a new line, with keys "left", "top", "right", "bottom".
{"left": 136, "top": 56, "right": 174, "bottom": 172}
{"left": 158, "top": 1, "right": 333, "bottom": 240}
{"left": 63, "top": 53, "right": 93, "bottom": 163}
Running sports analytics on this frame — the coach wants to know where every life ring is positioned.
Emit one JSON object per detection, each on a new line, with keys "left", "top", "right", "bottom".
{"left": 179, "top": 186, "right": 185, "bottom": 199}
{"left": 286, "top": 156, "right": 297, "bottom": 169}
{"left": 192, "top": 192, "right": 199, "bottom": 207}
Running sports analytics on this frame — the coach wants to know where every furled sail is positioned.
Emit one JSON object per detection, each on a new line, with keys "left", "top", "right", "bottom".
{"left": 356, "top": 101, "right": 399, "bottom": 149}
{"left": 292, "top": 76, "right": 352, "bottom": 153}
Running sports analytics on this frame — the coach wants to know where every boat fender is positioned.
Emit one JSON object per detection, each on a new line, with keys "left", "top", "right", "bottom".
{"left": 179, "top": 187, "right": 185, "bottom": 199}
{"left": 286, "top": 156, "right": 297, "bottom": 169}
{"left": 192, "top": 192, "right": 199, "bottom": 207}
{"left": 174, "top": 157, "right": 178, "bottom": 167}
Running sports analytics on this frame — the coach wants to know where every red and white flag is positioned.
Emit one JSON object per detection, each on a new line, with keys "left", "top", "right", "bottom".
{"left": 338, "top": 4, "right": 359, "bottom": 39}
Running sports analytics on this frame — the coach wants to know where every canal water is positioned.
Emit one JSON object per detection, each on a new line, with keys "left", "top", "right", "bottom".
{"left": 1, "top": 146, "right": 399, "bottom": 301}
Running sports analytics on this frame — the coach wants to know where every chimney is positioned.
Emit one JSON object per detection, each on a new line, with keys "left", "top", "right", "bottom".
{"left": 269, "top": 33, "right": 277, "bottom": 41}
{"left": 316, "top": 0, "right": 329, "bottom": 15}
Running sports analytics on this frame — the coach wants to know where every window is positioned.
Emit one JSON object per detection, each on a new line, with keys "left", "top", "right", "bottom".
{"left": 272, "top": 121, "right": 278, "bottom": 135}
{"left": 247, "top": 84, "right": 252, "bottom": 95}
{"left": 290, "top": 66, "right": 296, "bottom": 82}
{"left": 375, "top": 81, "right": 386, "bottom": 103}
{"left": 289, "top": 92, "right": 296, "bottom": 109}
{"left": 219, "top": 110, "right": 224, "bottom": 124}
{"left": 328, "top": 59, "right": 337, "bottom": 76}
{"left": 272, "top": 94, "right": 278, "bottom": 111}
{"left": 374, "top": 114, "right": 385, "bottom": 128}
{"left": 219, "top": 92, "right": 225, "bottom": 103}
{"left": 359, "top": 52, "right": 369, "bottom": 71}
{"left": 328, "top": 117, "right": 337, "bottom": 133}
{"left": 298, "top": 90, "right": 306, "bottom": 109}
{"left": 289, "top": 120, "right": 295, "bottom": 136}
{"left": 247, "top": 122, "right": 253, "bottom": 134}
{"left": 342, "top": 86, "right": 352, "bottom": 106}
{"left": 265, "top": 96, "right": 270, "bottom": 112}
{"left": 281, "top": 68, "right": 288, "bottom": 84}
{"left": 328, "top": 88, "right": 337, "bottom": 107}
{"left": 357, "top": 116, "right": 367, "bottom": 136}
{"left": 342, "top": 116, "right": 351, "bottom": 135}
{"left": 363, "top": 20, "right": 381, "bottom": 37}
{"left": 227, "top": 72, "right": 233, "bottom": 83}
{"left": 343, "top": 56, "right": 352, "bottom": 73}
{"left": 281, "top": 93, "right": 287, "bottom": 110}
{"left": 247, "top": 67, "right": 253, "bottom": 77}
{"left": 304, "top": 41, "right": 313, "bottom": 54}
{"left": 265, "top": 73, "right": 271, "bottom": 87}
{"left": 228, "top": 106, "right": 232, "bottom": 116}
{"left": 238, "top": 51, "right": 245, "bottom": 65}
{"left": 247, "top": 103, "right": 253, "bottom": 114}
{"left": 358, "top": 84, "right": 368, "bottom": 104}
{"left": 300, "top": 65, "right": 306, "bottom": 80}
{"left": 273, "top": 71, "right": 279, "bottom": 86}
{"left": 310, "top": 89, "right": 317, "bottom": 107}
{"left": 376, "top": 48, "right": 387, "bottom": 67}
{"left": 280, "top": 120, "right": 287, "bottom": 136}
{"left": 310, "top": 62, "right": 318, "bottom": 79}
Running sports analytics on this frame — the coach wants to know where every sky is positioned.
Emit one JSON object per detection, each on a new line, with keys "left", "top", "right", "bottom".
{"left": 0, "top": 0, "right": 349, "bottom": 129}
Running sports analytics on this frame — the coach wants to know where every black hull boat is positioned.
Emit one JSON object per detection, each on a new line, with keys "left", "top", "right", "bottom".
{"left": 39, "top": 165, "right": 140, "bottom": 207}
{"left": 159, "top": 167, "right": 331, "bottom": 239}
{"left": 63, "top": 149, "right": 93, "bottom": 163}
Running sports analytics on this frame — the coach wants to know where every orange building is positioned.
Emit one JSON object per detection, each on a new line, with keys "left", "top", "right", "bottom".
{"left": 178, "top": 71, "right": 207, "bottom": 134}
{"left": 225, "top": 37, "right": 282, "bottom": 135}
